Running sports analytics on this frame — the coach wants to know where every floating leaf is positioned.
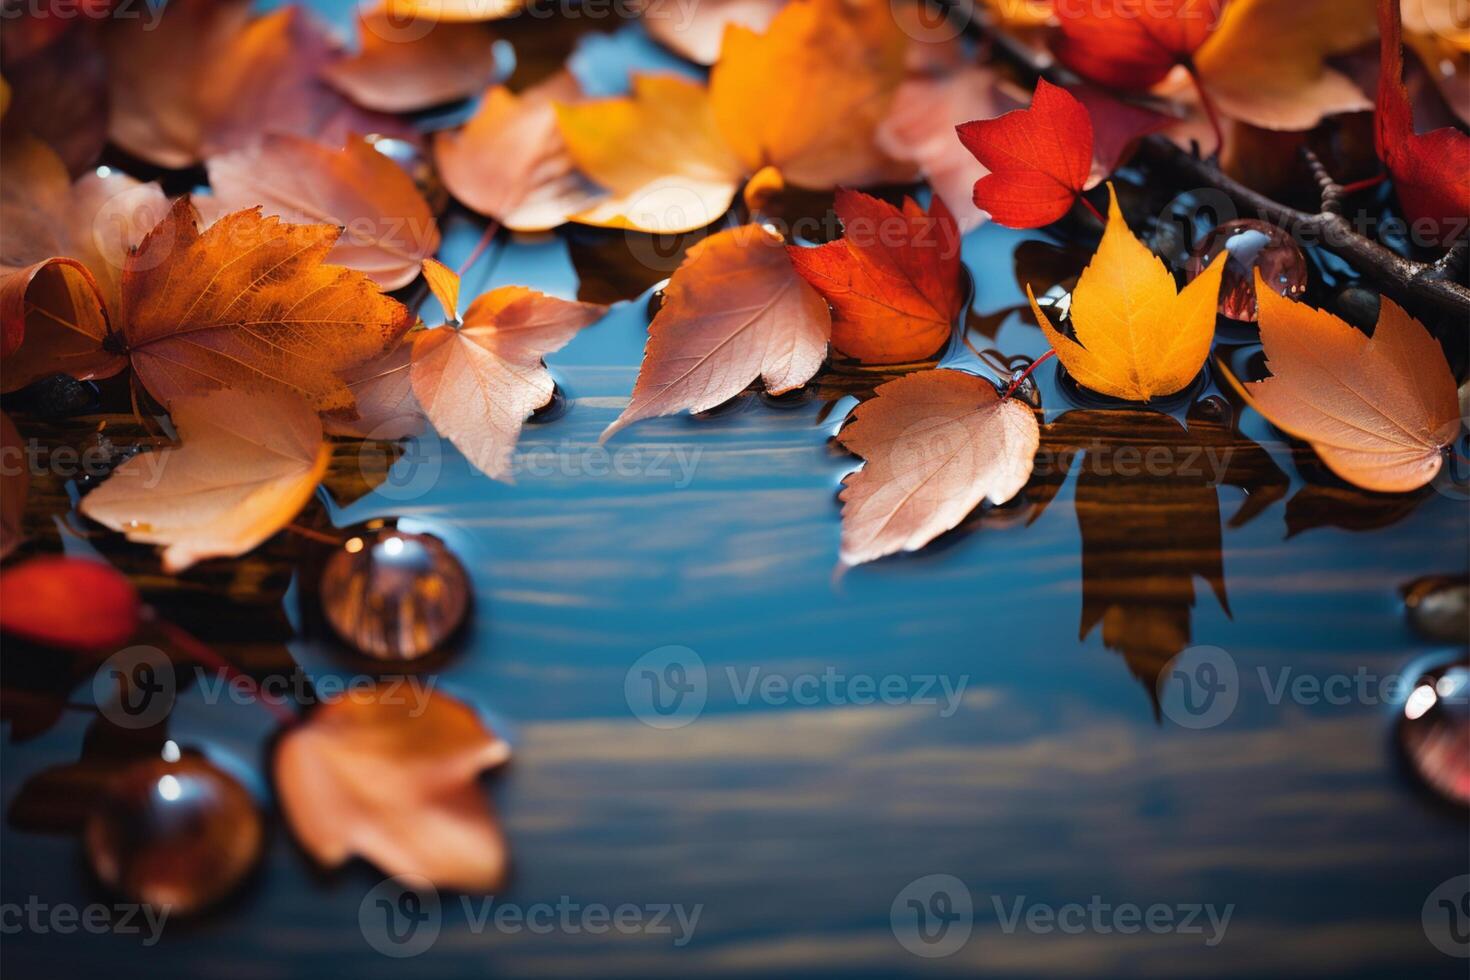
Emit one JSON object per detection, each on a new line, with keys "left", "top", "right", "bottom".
{"left": 603, "top": 224, "right": 829, "bottom": 440}
{"left": 80, "top": 390, "right": 331, "bottom": 572}
{"left": 1027, "top": 185, "right": 1225, "bottom": 401}
{"left": 275, "top": 686, "right": 512, "bottom": 891}
{"left": 956, "top": 80, "right": 1094, "bottom": 229}
{"left": 204, "top": 133, "right": 440, "bottom": 290}
{"left": 321, "top": 9, "right": 497, "bottom": 113}
{"left": 836, "top": 370, "right": 1039, "bottom": 565}
{"left": 1376, "top": 0, "right": 1470, "bottom": 246}
{"left": 787, "top": 190, "right": 962, "bottom": 363}
{"left": 557, "top": 74, "right": 744, "bottom": 233}
{"left": 0, "top": 557, "right": 140, "bottom": 652}
{"left": 119, "top": 199, "right": 414, "bottom": 413}
{"left": 436, "top": 73, "right": 603, "bottom": 232}
{"left": 411, "top": 268, "right": 606, "bottom": 480}
{"left": 1054, "top": 0, "right": 1222, "bottom": 91}
{"left": 1223, "top": 271, "right": 1460, "bottom": 493}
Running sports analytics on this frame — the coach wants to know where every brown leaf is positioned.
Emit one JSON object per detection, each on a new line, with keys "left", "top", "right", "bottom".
{"left": 79, "top": 390, "right": 330, "bottom": 572}
{"left": 119, "top": 199, "right": 414, "bottom": 413}
{"left": 275, "top": 686, "right": 512, "bottom": 891}
{"left": 602, "top": 224, "right": 830, "bottom": 440}
{"left": 321, "top": 9, "right": 498, "bottom": 113}
{"left": 105, "top": 1, "right": 411, "bottom": 169}
{"left": 1, "top": 27, "right": 108, "bottom": 176}
{"left": 435, "top": 72, "right": 603, "bottom": 232}
{"left": 204, "top": 134, "right": 440, "bottom": 290}
{"left": 324, "top": 344, "right": 425, "bottom": 440}
{"left": 835, "top": 369, "right": 1039, "bottom": 565}
{"left": 411, "top": 271, "right": 605, "bottom": 480}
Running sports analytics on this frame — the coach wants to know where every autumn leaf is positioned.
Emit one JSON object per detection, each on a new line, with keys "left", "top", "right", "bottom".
{"left": 117, "top": 199, "right": 414, "bottom": 413}
{"left": 878, "top": 64, "right": 1022, "bottom": 232}
{"left": 642, "top": 0, "right": 783, "bottom": 65}
{"left": 1053, "top": 0, "right": 1222, "bottom": 91}
{"left": 1071, "top": 85, "right": 1175, "bottom": 188}
{"left": 0, "top": 135, "right": 165, "bottom": 389}
{"left": 323, "top": 344, "right": 425, "bottom": 440}
{"left": 1027, "top": 185, "right": 1226, "bottom": 401}
{"left": 1221, "top": 271, "right": 1460, "bottom": 493}
{"left": 411, "top": 264, "right": 606, "bottom": 480}
{"left": 557, "top": 74, "right": 745, "bottom": 233}
{"left": 1376, "top": 0, "right": 1470, "bottom": 246}
{"left": 835, "top": 369, "right": 1039, "bottom": 566}
{"left": 1190, "top": 0, "right": 1377, "bottom": 131}
{"left": 275, "top": 686, "right": 512, "bottom": 891}
{"left": 603, "top": 224, "right": 830, "bottom": 440}
{"left": 708, "top": 0, "right": 911, "bottom": 189}
{"left": 203, "top": 133, "right": 440, "bottom": 290}
{"left": 436, "top": 72, "right": 604, "bottom": 232}
{"left": 956, "top": 80, "right": 1095, "bottom": 229}
{"left": 0, "top": 557, "right": 140, "bottom": 651}
{"left": 384, "top": 0, "right": 522, "bottom": 21}
{"left": 787, "top": 190, "right": 963, "bottom": 363}
{"left": 320, "top": 8, "right": 497, "bottom": 113}
{"left": 0, "top": 414, "right": 27, "bottom": 558}
{"left": 104, "top": 1, "right": 408, "bottom": 169}
{"left": 1, "top": 26, "right": 108, "bottom": 176}
{"left": 80, "top": 390, "right": 330, "bottom": 572}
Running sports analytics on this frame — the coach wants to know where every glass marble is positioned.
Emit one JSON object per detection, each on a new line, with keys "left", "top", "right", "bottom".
{"left": 1186, "top": 219, "right": 1308, "bottom": 322}
{"left": 85, "top": 752, "right": 263, "bottom": 915}
{"left": 1397, "top": 659, "right": 1470, "bottom": 807}
{"left": 320, "top": 529, "right": 471, "bottom": 660}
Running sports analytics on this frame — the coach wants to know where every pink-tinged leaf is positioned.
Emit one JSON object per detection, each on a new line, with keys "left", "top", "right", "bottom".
{"left": 836, "top": 370, "right": 1039, "bottom": 566}
{"left": 602, "top": 223, "right": 830, "bottom": 441}
{"left": 411, "top": 280, "right": 606, "bottom": 480}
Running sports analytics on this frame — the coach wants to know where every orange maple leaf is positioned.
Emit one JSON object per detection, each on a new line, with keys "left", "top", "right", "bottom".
{"left": 275, "top": 686, "right": 513, "bottom": 891}
{"left": 602, "top": 224, "right": 831, "bottom": 440}
{"left": 787, "top": 190, "right": 963, "bottom": 364}
{"left": 116, "top": 199, "right": 414, "bottom": 413}
{"left": 1027, "top": 186, "right": 1226, "bottom": 401}
{"left": 1223, "top": 272, "right": 1461, "bottom": 493}
{"left": 411, "top": 260, "right": 606, "bottom": 480}
{"left": 836, "top": 369, "right": 1039, "bottom": 566}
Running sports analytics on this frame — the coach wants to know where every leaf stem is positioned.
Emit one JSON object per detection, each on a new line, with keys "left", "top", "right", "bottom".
{"left": 1078, "top": 194, "right": 1105, "bottom": 224}
{"left": 286, "top": 522, "right": 343, "bottom": 546}
{"left": 1338, "top": 174, "right": 1388, "bottom": 196}
{"left": 1185, "top": 61, "right": 1226, "bottom": 159}
{"left": 456, "top": 219, "right": 502, "bottom": 278}
{"left": 151, "top": 616, "right": 297, "bottom": 725}
{"left": 1003, "top": 349, "right": 1056, "bottom": 400}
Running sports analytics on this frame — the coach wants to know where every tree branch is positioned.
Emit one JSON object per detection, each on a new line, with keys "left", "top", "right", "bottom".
{"left": 980, "top": 20, "right": 1470, "bottom": 325}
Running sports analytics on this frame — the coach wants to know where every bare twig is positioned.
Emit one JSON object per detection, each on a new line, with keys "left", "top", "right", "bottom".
{"left": 980, "top": 20, "right": 1470, "bottom": 325}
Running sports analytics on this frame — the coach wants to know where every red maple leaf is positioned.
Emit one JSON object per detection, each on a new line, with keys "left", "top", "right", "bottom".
{"left": 956, "top": 80, "right": 1096, "bottom": 228}
{"left": 1376, "top": 0, "right": 1470, "bottom": 247}
{"left": 1052, "top": 0, "right": 1222, "bottom": 90}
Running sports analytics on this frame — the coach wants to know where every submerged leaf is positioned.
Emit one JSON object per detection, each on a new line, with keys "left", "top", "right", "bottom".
{"left": 0, "top": 557, "right": 140, "bottom": 652}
